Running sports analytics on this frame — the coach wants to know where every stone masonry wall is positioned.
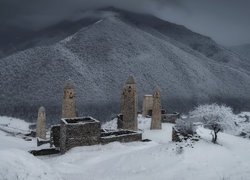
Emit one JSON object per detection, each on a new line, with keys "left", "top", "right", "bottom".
{"left": 60, "top": 118, "right": 101, "bottom": 154}
{"left": 121, "top": 76, "right": 138, "bottom": 131}
{"left": 150, "top": 89, "right": 162, "bottom": 130}
{"left": 142, "top": 95, "right": 153, "bottom": 117}
{"left": 50, "top": 125, "right": 61, "bottom": 148}
{"left": 101, "top": 130, "right": 142, "bottom": 144}
{"left": 62, "top": 82, "right": 76, "bottom": 118}
{"left": 36, "top": 106, "right": 46, "bottom": 139}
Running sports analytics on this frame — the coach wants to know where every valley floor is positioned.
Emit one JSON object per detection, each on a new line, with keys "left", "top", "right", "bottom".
{"left": 0, "top": 116, "right": 250, "bottom": 180}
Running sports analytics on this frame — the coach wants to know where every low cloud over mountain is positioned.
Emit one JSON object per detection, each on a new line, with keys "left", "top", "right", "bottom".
{"left": 1, "top": 0, "right": 250, "bottom": 46}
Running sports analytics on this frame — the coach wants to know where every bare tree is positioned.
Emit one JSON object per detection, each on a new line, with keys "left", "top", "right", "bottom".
{"left": 189, "top": 104, "right": 238, "bottom": 143}
{"left": 203, "top": 115, "right": 222, "bottom": 143}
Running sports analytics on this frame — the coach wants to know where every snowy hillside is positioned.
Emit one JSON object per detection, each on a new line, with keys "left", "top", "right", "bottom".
{"left": 1, "top": 9, "right": 250, "bottom": 123}
{"left": 1, "top": 116, "right": 250, "bottom": 180}
{"left": 0, "top": 16, "right": 100, "bottom": 59}
{"left": 231, "top": 44, "right": 250, "bottom": 60}
{"left": 0, "top": 116, "right": 31, "bottom": 134}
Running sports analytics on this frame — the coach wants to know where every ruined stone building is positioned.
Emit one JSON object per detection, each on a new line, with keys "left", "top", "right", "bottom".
{"left": 150, "top": 88, "right": 162, "bottom": 130}
{"left": 60, "top": 117, "right": 101, "bottom": 154}
{"left": 49, "top": 116, "right": 142, "bottom": 154}
{"left": 142, "top": 95, "right": 153, "bottom": 117}
{"left": 141, "top": 91, "right": 180, "bottom": 124}
{"left": 119, "top": 76, "right": 138, "bottom": 131}
{"left": 62, "top": 81, "right": 77, "bottom": 118}
{"left": 162, "top": 113, "right": 180, "bottom": 123}
{"left": 31, "top": 79, "right": 144, "bottom": 155}
{"left": 36, "top": 106, "right": 46, "bottom": 139}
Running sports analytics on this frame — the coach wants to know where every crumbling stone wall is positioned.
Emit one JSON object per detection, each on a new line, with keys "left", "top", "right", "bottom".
{"left": 62, "top": 81, "right": 76, "bottom": 118}
{"left": 50, "top": 125, "right": 61, "bottom": 148}
{"left": 60, "top": 117, "right": 101, "bottom": 154}
{"left": 120, "top": 76, "right": 138, "bottom": 131}
{"left": 117, "top": 114, "right": 123, "bottom": 129}
{"left": 142, "top": 95, "right": 153, "bottom": 117}
{"left": 30, "top": 148, "right": 60, "bottom": 156}
{"left": 101, "top": 130, "right": 142, "bottom": 144}
{"left": 150, "top": 88, "right": 162, "bottom": 130}
{"left": 162, "top": 113, "right": 180, "bottom": 123}
{"left": 49, "top": 116, "right": 143, "bottom": 154}
{"left": 36, "top": 106, "right": 46, "bottom": 139}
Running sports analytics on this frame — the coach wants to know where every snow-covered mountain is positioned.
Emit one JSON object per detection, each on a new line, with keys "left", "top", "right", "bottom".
{"left": 1, "top": 8, "right": 250, "bottom": 123}
{"left": 0, "top": 16, "right": 100, "bottom": 59}
{"left": 230, "top": 44, "right": 250, "bottom": 60}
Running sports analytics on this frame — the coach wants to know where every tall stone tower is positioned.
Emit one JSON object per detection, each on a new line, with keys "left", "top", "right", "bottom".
{"left": 121, "top": 76, "right": 138, "bottom": 131}
{"left": 142, "top": 95, "right": 153, "bottom": 117}
{"left": 150, "top": 88, "right": 162, "bottom": 130}
{"left": 36, "top": 106, "right": 46, "bottom": 139}
{"left": 62, "top": 81, "right": 76, "bottom": 118}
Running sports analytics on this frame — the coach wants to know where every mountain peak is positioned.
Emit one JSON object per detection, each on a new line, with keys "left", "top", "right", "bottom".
{"left": 1, "top": 8, "right": 250, "bottom": 122}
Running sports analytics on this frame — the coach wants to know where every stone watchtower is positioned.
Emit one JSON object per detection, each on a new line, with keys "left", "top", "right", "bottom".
{"left": 36, "top": 106, "right": 46, "bottom": 139}
{"left": 150, "top": 88, "right": 162, "bottom": 130}
{"left": 120, "top": 76, "right": 138, "bottom": 131}
{"left": 142, "top": 95, "right": 153, "bottom": 117}
{"left": 62, "top": 81, "right": 76, "bottom": 118}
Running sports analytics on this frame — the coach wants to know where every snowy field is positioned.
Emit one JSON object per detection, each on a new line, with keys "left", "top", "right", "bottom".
{"left": 1, "top": 116, "right": 250, "bottom": 180}
{"left": 0, "top": 116, "right": 31, "bottom": 134}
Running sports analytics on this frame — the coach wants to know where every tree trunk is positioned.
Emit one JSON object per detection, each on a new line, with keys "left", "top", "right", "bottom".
{"left": 212, "top": 131, "right": 217, "bottom": 143}
{"left": 212, "top": 129, "right": 220, "bottom": 144}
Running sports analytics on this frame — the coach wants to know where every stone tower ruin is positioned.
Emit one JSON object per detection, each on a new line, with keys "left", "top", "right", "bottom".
{"left": 120, "top": 76, "right": 138, "bottom": 131}
{"left": 142, "top": 95, "right": 153, "bottom": 117}
{"left": 62, "top": 81, "right": 77, "bottom": 118}
{"left": 36, "top": 106, "right": 46, "bottom": 139}
{"left": 150, "top": 88, "right": 162, "bottom": 130}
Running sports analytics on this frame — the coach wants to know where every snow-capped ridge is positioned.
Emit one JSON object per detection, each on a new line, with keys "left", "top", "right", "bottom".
{"left": 1, "top": 8, "right": 250, "bottom": 123}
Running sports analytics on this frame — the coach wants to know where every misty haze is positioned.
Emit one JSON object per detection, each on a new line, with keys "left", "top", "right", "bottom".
{"left": 0, "top": 1, "right": 250, "bottom": 180}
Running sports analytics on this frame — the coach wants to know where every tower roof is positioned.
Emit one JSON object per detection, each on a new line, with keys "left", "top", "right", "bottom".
{"left": 38, "top": 106, "right": 45, "bottom": 112}
{"left": 154, "top": 86, "right": 161, "bottom": 92}
{"left": 126, "top": 75, "right": 136, "bottom": 84}
{"left": 153, "top": 86, "right": 161, "bottom": 96}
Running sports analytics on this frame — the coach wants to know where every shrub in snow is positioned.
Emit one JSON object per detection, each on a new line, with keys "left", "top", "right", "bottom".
{"left": 189, "top": 104, "right": 238, "bottom": 143}
{"left": 172, "top": 118, "right": 197, "bottom": 142}
{"left": 240, "top": 123, "right": 250, "bottom": 138}
{"left": 175, "top": 118, "right": 197, "bottom": 136}
{"left": 243, "top": 124, "right": 250, "bottom": 133}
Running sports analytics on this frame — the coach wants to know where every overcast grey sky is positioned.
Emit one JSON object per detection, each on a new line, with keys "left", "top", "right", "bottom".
{"left": 0, "top": 0, "right": 250, "bottom": 46}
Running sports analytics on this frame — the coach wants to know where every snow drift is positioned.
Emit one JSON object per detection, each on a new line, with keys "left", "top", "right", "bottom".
{"left": 0, "top": 149, "right": 61, "bottom": 180}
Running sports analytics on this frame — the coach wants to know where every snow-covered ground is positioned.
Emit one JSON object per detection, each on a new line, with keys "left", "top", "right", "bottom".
{"left": 0, "top": 116, "right": 31, "bottom": 134}
{"left": 1, "top": 115, "right": 250, "bottom": 180}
